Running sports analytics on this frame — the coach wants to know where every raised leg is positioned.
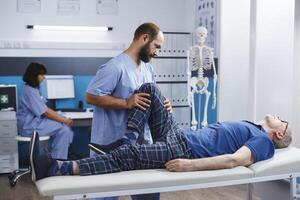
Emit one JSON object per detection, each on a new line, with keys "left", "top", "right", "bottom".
{"left": 89, "top": 83, "right": 180, "bottom": 154}
{"left": 127, "top": 83, "right": 177, "bottom": 142}
{"left": 77, "top": 84, "right": 191, "bottom": 176}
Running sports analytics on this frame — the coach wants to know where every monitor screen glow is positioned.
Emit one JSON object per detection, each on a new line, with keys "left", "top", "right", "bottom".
{"left": 40, "top": 75, "right": 75, "bottom": 99}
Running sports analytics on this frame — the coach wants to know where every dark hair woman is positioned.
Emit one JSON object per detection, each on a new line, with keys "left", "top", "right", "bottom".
{"left": 17, "top": 62, "right": 74, "bottom": 159}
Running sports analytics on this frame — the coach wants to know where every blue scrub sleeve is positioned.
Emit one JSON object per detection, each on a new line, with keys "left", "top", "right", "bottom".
{"left": 86, "top": 64, "right": 121, "bottom": 96}
{"left": 245, "top": 136, "right": 275, "bottom": 162}
{"left": 24, "top": 88, "right": 48, "bottom": 116}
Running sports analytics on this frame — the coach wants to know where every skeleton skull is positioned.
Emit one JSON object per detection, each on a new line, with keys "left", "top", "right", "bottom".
{"left": 196, "top": 26, "right": 208, "bottom": 45}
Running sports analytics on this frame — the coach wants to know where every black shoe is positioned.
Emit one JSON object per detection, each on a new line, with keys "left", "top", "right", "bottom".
{"left": 29, "top": 131, "right": 53, "bottom": 181}
{"left": 88, "top": 139, "right": 124, "bottom": 154}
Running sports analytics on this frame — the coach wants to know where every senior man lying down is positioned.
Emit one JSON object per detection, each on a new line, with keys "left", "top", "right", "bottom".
{"left": 30, "top": 83, "right": 292, "bottom": 181}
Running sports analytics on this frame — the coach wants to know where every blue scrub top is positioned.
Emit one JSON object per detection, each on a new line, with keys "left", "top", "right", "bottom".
{"left": 86, "top": 53, "right": 155, "bottom": 145}
{"left": 183, "top": 121, "right": 275, "bottom": 162}
{"left": 17, "top": 84, "right": 49, "bottom": 134}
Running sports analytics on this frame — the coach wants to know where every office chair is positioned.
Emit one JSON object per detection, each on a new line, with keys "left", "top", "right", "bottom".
{"left": 8, "top": 132, "right": 50, "bottom": 187}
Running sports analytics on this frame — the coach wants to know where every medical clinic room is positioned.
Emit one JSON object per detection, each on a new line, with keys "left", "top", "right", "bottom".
{"left": 1, "top": 0, "right": 300, "bottom": 200}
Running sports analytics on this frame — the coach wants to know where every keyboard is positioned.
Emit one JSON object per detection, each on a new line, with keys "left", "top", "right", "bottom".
{"left": 58, "top": 108, "right": 87, "bottom": 112}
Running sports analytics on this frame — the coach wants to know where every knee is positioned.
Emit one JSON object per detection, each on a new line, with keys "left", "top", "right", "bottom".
{"left": 138, "top": 83, "right": 165, "bottom": 103}
{"left": 139, "top": 83, "right": 158, "bottom": 93}
{"left": 58, "top": 126, "right": 74, "bottom": 138}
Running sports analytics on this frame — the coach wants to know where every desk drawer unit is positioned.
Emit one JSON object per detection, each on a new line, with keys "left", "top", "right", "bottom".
{"left": 0, "top": 154, "right": 18, "bottom": 173}
{"left": 0, "top": 111, "right": 18, "bottom": 173}
{"left": 0, "top": 138, "right": 18, "bottom": 155}
{"left": 0, "top": 120, "right": 17, "bottom": 137}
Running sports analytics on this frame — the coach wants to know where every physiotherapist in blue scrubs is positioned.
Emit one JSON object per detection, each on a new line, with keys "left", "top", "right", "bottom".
{"left": 86, "top": 23, "right": 171, "bottom": 200}
{"left": 17, "top": 62, "right": 74, "bottom": 160}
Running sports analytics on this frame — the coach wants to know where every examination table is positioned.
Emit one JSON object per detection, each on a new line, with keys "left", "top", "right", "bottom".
{"left": 35, "top": 146, "right": 300, "bottom": 200}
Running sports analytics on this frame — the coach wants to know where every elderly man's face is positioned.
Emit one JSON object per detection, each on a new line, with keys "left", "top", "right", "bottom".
{"left": 264, "top": 114, "right": 288, "bottom": 135}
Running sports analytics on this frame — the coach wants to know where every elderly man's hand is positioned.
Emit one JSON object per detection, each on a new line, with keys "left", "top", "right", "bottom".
{"left": 164, "top": 99, "right": 173, "bottom": 113}
{"left": 165, "top": 159, "right": 194, "bottom": 172}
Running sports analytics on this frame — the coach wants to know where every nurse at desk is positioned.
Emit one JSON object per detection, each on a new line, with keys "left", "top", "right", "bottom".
{"left": 17, "top": 62, "right": 74, "bottom": 160}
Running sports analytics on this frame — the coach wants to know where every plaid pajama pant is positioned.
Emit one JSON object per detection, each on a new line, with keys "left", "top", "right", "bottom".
{"left": 78, "top": 83, "right": 193, "bottom": 176}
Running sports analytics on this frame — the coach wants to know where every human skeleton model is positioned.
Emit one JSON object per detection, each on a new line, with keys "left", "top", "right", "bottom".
{"left": 187, "top": 26, "right": 217, "bottom": 130}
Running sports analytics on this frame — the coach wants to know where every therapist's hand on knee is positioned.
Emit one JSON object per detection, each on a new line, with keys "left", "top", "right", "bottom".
{"left": 126, "top": 93, "right": 151, "bottom": 110}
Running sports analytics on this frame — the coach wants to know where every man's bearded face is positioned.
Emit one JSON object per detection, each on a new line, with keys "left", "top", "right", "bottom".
{"left": 139, "top": 41, "right": 154, "bottom": 63}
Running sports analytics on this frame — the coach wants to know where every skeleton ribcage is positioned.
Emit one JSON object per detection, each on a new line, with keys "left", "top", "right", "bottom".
{"left": 189, "top": 46, "right": 212, "bottom": 77}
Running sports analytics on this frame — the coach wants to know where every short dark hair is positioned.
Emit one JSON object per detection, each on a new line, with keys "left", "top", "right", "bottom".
{"left": 23, "top": 62, "right": 47, "bottom": 88}
{"left": 273, "top": 127, "right": 292, "bottom": 149}
{"left": 134, "top": 22, "right": 160, "bottom": 41}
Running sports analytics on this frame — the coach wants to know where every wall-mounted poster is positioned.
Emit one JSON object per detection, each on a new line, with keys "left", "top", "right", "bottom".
{"left": 57, "top": 0, "right": 80, "bottom": 15}
{"left": 96, "top": 0, "right": 118, "bottom": 15}
{"left": 17, "top": 0, "right": 41, "bottom": 13}
{"left": 195, "top": 0, "right": 217, "bottom": 57}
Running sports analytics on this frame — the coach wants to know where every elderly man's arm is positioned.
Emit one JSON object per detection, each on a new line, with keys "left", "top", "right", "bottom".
{"left": 165, "top": 146, "right": 254, "bottom": 172}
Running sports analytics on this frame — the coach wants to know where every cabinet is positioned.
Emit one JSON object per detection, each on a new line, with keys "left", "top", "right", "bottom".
{"left": 0, "top": 111, "right": 18, "bottom": 173}
{"left": 152, "top": 32, "right": 192, "bottom": 129}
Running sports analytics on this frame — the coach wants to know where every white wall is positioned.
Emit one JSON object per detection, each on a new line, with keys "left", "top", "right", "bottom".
{"left": 293, "top": 0, "right": 300, "bottom": 147}
{"left": 218, "top": 0, "right": 252, "bottom": 121}
{"left": 219, "top": 1, "right": 296, "bottom": 198}
{"left": 218, "top": 0, "right": 296, "bottom": 131}
{"left": 254, "top": 0, "right": 295, "bottom": 123}
{"left": 0, "top": 0, "right": 190, "bottom": 57}
{"left": 185, "top": 0, "right": 197, "bottom": 33}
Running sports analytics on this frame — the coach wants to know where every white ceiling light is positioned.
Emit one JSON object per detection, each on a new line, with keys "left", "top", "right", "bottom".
{"left": 26, "top": 25, "right": 113, "bottom": 31}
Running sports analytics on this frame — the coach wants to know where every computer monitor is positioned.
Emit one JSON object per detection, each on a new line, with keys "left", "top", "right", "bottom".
{"left": 40, "top": 75, "right": 75, "bottom": 109}
{"left": 0, "top": 85, "right": 17, "bottom": 111}
{"left": 41, "top": 75, "right": 75, "bottom": 99}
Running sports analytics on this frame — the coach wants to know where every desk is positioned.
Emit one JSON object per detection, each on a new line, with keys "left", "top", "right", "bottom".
{"left": 63, "top": 111, "right": 93, "bottom": 157}
{"left": 63, "top": 111, "right": 93, "bottom": 127}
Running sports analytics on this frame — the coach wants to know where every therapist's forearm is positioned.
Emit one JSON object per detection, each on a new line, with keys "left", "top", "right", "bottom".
{"left": 86, "top": 93, "right": 128, "bottom": 110}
